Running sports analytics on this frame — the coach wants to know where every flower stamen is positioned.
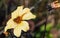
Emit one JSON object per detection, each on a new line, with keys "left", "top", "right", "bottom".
{"left": 13, "top": 13, "right": 27, "bottom": 24}
{"left": 13, "top": 16, "right": 22, "bottom": 24}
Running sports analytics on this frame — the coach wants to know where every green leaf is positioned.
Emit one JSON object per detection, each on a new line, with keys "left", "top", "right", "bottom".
{"left": 46, "top": 23, "right": 53, "bottom": 31}
{"left": 36, "top": 33, "right": 40, "bottom": 38}
{"left": 46, "top": 33, "right": 53, "bottom": 38}
{"left": 40, "top": 25, "right": 45, "bottom": 31}
{"left": 49, "top": 34, "right": 53, "bottom": 38}
{"left": 40, "top": 23, "right": 53, "bottom": 31}
{"left": 56, "top": 23, "right": 60, "bottom": 30}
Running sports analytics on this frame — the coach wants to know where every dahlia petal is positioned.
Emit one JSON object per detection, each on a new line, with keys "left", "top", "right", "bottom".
{"left": 11, "top": 6, "right": 23, "bottom": 19}
{"left": 4, "top": 19, "right": 17, "bottom": 32}
{"left": 19, "top": 8, "right": 30, "bottom": 16}
{"left": 18, "top": 21, "right": 29, "bottom": 32}
{"left": 14, "top": 26, "right": 21, "bottom": 37}
{"left": 22, "top": 12, "right": 36, "bottom": 20}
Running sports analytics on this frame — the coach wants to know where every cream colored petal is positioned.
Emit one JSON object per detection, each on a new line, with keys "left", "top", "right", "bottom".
{"left": 14, "top": 26, "right": 21, "bottom": 37}
{"left": 57, "top": 3, "right": 60, "bottom": 7}
{"left": 4, "top": 19, "right": 17, "bottom": 32}
{"left": 22, "top": 12, "right": 36, "bottom": 20}
{"left": 19, "top": 8, "right": 30, "bottom": 16}
{"left": 11, "top": 6, "right": 23, "bottom": 19}
{"left": 18, "top": 21, "right": 29, "bottom": 32}
{"left": 51, "top": 1, "right": 60, "bottom": 8}
{"left": 13, "top": 21, "right": 29, "bottom": 37}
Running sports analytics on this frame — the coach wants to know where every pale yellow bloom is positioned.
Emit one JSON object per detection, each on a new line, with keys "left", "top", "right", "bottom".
{"left": 4, "top": 6, "right": 36, "bottom": 37}
{"left": 51, "top": 0, "right": 60, "bottom": 8}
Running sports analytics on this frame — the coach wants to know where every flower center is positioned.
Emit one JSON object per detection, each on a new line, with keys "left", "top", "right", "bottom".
{"left": 13, "top": 16, "right": 22, "bottom": 24}
{"left": 13, "top": 12, "right": 27, "bottom": 24}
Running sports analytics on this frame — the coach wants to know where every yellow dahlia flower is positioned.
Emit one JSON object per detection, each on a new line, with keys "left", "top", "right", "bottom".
{"left": 4, "top": 6, "right": 36, "bottom": 37}
{"left": 51, "top": 0, "right": 60, "bottom": 8}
